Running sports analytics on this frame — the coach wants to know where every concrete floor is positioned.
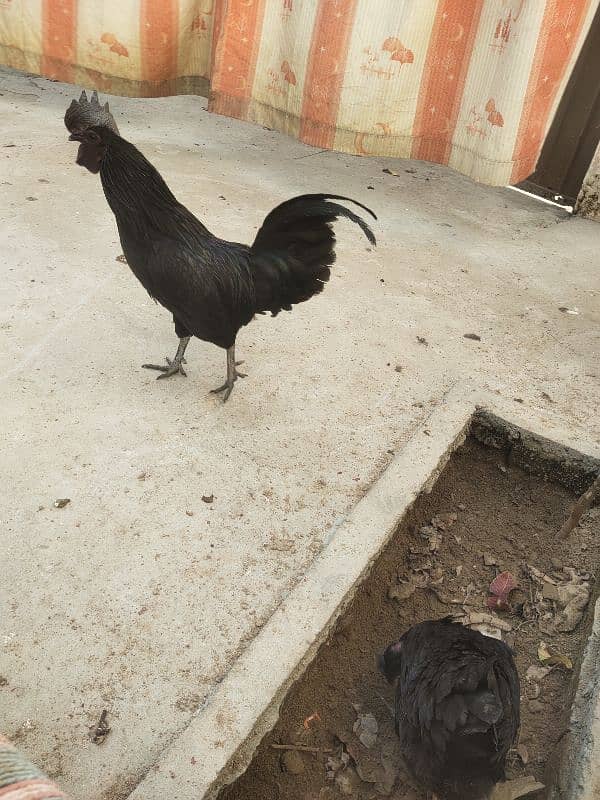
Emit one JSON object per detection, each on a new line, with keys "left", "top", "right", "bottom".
{"left": 0, "top": 67, "right": 598, "bottom": 800}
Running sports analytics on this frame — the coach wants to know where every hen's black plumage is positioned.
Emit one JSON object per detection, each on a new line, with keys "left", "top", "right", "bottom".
{"left": 65, "top": 91, "right": 376, "bottom": 400}
{"left": 379, "top": 618, "right": 520, "bottom": 800}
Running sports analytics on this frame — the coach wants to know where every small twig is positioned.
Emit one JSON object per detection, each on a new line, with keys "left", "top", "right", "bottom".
{"left": 90, "top": 709, "right": 110, "bottom": 744}
{"left": 293, "top": 149, "right": 328, "bottom": 160}
{"left": 271, "top": 743, "right": 333, "bottom": 754}
{"left": 557, "top": 473, "right": 600, "bottom": 541}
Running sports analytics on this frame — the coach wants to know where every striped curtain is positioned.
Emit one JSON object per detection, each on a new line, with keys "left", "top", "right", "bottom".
{"left": 0, "top": 735, "right": 67, "bottom": 799}
{"left": 0, "top": 1, "right": 597, "bottom": 185}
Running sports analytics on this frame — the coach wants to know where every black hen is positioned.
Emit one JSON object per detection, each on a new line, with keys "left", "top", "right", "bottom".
{"left": 65, "top": 91, "right": 376, "bottom": 400}
{"left": 379, "top": 618, "right": 520, "bottom": 800}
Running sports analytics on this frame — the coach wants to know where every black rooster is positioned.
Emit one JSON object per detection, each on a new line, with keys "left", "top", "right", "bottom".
{"left": 379, "top": 618, "right": 520, "bottom": 800}
{"left": 65, "top": 91, "right": 376, "bottom": 400}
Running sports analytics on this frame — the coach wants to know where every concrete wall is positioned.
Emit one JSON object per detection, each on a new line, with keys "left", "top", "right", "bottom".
{"left": 550, "top": 599, "right": 600, "bottom": 800}
{"left": 575, "top": 139, "right": 600, "bottom": 220}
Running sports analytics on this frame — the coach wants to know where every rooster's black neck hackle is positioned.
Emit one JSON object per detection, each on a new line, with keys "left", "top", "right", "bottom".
{"left": 99, "top": 134, "right": 210, "bottom": 240}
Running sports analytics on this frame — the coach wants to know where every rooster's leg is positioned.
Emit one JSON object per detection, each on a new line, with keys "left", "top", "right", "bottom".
{"left": 142, "top": 336, "right": 190, "bottom": 379}
{"left": 210, "top": 345, "right": 247, "bottom": 402}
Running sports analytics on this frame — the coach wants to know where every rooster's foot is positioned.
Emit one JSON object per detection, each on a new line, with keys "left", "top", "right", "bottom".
{"left": 142, "top": 357, "right": 187, "bottom": 379}
{"left": 210, "top": 368, "right": 246, "bottom": 402}
{"left": 211, "top": 346, "right": 246, "bottom": 402}
{"left": 142, "top": 336, "right": 190, "bottom": 380}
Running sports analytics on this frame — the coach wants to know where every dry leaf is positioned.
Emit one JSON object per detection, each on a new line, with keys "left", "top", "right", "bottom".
{"left": 53, "top": 498, "right": 70, "bottom": 508}
{"left": 516, "top": 743, "right": 529, "bottom": 765}
{"left": 538, "top": 642, "right": 572, "bottom": 670}
{"left": 353, "top": 712, "right": 378, "bottom": 749}
{"left": 490, "top": 571, "right": 517, "bottom": 598}
{"left": 463, "top": 612, "right": 513, "bottom": 632}
{"left": 472, "top": 623, "right": 503, "bottom": 640}
{"left": 542, "top": 582, "right": 560, "bottom": 601}
{"left": 489, "top": 776, "right": 544, "bottom": 800}
{"left": 527, "top": 565, "right": 558, "bottom": 585}
{"left": 458, "top": 611, "right": 509, "bottom": 639}
{"left": 553, "top": 576, "right": 590, "bottom": 633}
{"left": 487, "top": 595, "right": 511, "bottom": 611}
{"left": 382, "top": 168, "right": 400, "bottom": 177}
{"left": 525, "top": 665, "right": 552, "bottom": 683}
{"left": 487, "top": 570, "right": 517, "bottom": 610}
{"left": 537, "top": 642, "right": 552, "bottom": 662}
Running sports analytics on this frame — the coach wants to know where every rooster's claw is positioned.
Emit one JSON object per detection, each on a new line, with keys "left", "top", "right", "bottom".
{"left": 142, "top": 356, "right": 187, "bottom": 379}
{"left": 210, "top": 349, "right": 247, "bottom": 402}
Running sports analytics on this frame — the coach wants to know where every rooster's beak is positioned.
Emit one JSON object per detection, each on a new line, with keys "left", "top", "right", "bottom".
{"left": 68, "top": 133, "right": 82, "bottom": 142}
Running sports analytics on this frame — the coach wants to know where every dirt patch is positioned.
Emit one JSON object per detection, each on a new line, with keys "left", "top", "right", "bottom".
{"left": 218, "top": 438, "right": 599, "bottom": 800}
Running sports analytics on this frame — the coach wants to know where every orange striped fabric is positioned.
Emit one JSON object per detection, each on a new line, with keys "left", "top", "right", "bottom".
{"left": 510, "top": 0, "right": 594, "bottom": 182}
{"left": 41, "top": 0, "right": 77, "bottom": 83}
{"left": 0, "top": 0, "right": 597, "bottom": 185}
{"left": 210, "top": 0, "right": 267, "bottom": 118}
{"left": 299, "top": 0, "right": 359, "bottom": 149}
{"left": 412, "top": 0, "right": 484, "bottom": 164}
{"left": 0, "top": 780, "right": 67, "bottom": 800}
{"left": 0, "top": 736, "right": 67, "bottom": 800}
{"left": 140, "top": 0, "right": 179, "bottom": 87}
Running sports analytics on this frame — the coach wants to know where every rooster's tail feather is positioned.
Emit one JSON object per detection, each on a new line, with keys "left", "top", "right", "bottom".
{"left": 250, "top": 193, "right": 376, "bottom": 315}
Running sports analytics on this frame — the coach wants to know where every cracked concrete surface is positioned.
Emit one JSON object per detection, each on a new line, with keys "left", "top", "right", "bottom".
{"left": 0, "top": 66, "right": 599, "bottom": 799}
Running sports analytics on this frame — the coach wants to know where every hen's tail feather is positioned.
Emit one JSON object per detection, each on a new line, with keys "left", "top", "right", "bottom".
{"left": 250, "top": 193, "right": 376, "bottom": 315}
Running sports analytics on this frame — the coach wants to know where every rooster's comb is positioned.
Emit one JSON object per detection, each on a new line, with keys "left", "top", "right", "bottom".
{"left": 64, "top": 90, "right": 120, "bottom": 135}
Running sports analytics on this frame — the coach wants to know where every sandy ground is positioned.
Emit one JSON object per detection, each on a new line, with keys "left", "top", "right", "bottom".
{"left": 0, "top": 67, "right": 598, "bottom": 800}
